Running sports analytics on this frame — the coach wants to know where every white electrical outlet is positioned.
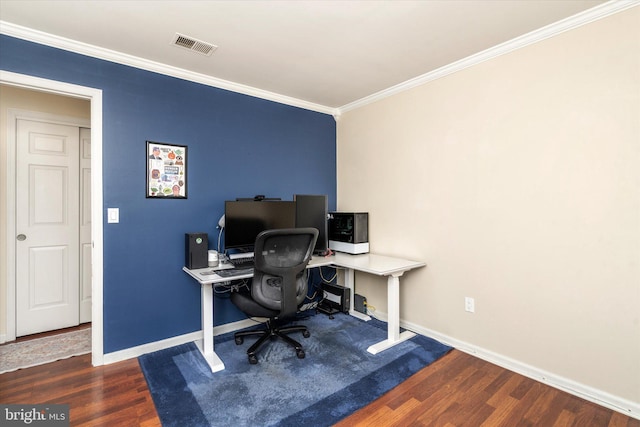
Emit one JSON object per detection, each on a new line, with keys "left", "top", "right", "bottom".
{"left": 465, "top": 297, "right": 475, "bottom": 313}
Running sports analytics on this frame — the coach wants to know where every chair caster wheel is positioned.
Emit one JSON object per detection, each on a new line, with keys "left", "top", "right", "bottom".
{"left": 296, "top": 349, "right": 305, "bottom": 359}
{"left": 248, "top": 354, "right": 258, "bottom": 364}
{"left": 302, "top": 330, "right": 310, "bottom": 338}
{"left": 235, "top": 337, "right": 243, "bottom": 345}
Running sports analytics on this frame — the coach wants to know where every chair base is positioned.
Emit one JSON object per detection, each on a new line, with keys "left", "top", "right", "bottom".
{"left": 234, "top": 319, "right": 310, "bottom": 364}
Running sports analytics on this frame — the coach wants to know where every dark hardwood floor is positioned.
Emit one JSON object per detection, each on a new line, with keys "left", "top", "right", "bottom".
{"left": 1, "top": 340, "right": 638, "bottom": 426}
{"left": 336, "top": 351, "right": 639, "bottom": 427}
{"left": 1, "top": 352, "right": 158, "bottom": 427}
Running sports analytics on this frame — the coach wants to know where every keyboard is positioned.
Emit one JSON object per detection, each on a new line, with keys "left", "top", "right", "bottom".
{"left": 216, "top": 267, "right": 254, "bottom": 278}
{"left": 231, "top": 258, "right": 254, "bottom": 268}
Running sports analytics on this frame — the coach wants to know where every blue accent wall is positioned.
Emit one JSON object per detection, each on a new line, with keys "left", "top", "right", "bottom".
{"left": 1, "top": 35, "right": 337, "bottom": 353}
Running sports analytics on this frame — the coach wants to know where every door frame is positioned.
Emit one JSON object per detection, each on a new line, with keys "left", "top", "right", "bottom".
{"left": 1, "top": 70, "right": 104, "bottom": 366}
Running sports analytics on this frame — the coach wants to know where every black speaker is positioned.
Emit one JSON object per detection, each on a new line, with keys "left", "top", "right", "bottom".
{"left": 185, "top": 233, "right": 208, "bottom": 269}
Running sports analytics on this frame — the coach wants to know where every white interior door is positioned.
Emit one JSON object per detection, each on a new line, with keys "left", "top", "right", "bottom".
{"left": 16, "top": 119, "right": 81, "bottom": 336}
{"left": 79, "top": 127, "right": 92, "bottom": 323}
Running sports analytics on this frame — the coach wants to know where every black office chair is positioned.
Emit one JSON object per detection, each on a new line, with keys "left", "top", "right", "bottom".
{"left": 230, "top": 227, "right": 318, "bottom": 364}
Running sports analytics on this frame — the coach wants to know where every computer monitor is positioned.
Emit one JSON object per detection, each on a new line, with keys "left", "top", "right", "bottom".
{"left": 224, "top": 200, "right": 296, "bottom": 252}
{"left": 294, "top": 194, "right": 328, "bottom": 255}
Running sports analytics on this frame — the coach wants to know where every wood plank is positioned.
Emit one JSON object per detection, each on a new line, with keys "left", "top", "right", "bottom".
{"left": 1, "top": 346, "right": 638, "bottom": 426}
{"left": 0, "top": 354, "right": 160, "bottom": 427}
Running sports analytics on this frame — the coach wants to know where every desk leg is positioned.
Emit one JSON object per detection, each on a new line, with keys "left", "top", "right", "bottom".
{"left": 196, "top": 283, "right": 225, "bottom": 373}
{"left": 343, "top": 267, "right": 371, "bottom": 322}
{"left": 367, "top": 273, "right": 415, "bottom": 355}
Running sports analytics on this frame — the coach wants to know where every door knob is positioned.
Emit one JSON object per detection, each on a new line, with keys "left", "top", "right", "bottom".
{"left": 16, "top": 234, "right": 26, "bottom": 241}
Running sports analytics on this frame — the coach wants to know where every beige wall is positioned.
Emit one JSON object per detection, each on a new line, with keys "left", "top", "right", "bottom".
{"left": 337, "top": 8, "right": 639, "bottom": 406}
{"left": 0, "top": 85, "right": 90, "bottom": 339}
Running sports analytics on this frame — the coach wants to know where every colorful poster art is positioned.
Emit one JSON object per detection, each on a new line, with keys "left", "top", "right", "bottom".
{"left": 146, "top": 141, "right": 187, "bottom": 198}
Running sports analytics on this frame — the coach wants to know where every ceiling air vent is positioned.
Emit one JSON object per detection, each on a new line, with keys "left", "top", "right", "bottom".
{"left": 172, "top": 33, "right": 217, "bottom": 56}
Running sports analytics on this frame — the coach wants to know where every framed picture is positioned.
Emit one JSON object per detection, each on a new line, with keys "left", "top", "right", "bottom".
{"left": 146, "top": 141, "right": 187, "bottom": 198}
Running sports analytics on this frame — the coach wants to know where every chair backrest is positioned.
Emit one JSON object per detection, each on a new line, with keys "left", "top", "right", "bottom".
{"left": 251, "top": 228, "right": 318, "bottom": 318}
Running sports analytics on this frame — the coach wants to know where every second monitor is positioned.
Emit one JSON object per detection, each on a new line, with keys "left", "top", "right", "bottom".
{"left": 294, "top": 194, "right": 328, "bottom": 256}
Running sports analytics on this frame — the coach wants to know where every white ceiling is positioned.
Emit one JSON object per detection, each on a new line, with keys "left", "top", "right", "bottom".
{"left": 0, "top": 0, "right": 618, "bottom": 113}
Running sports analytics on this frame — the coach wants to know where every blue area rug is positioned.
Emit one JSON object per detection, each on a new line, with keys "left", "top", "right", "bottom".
{"left": 139, "top": 312, "right": 451, "bottom": 426}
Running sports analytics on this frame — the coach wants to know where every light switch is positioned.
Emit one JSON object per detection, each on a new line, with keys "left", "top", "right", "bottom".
{"left": 107, "top": 208, "right": 119, "bottom": 224}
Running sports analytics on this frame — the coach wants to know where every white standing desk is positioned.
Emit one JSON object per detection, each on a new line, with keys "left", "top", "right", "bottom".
{"left": 183, "top": 252, "right": 425, "bottom": 372}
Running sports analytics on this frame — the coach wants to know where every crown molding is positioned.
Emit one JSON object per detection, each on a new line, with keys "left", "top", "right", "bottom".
{"left": 1, "top": 0, "right": 636, "bottom": 118}
{"left": 0, "top": 20, "right": 338, "bottom": 116}
{"left": 338, "top": 0, "right": 640, "bottom": 114}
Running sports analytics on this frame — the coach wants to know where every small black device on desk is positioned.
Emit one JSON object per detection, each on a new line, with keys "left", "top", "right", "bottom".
{"left": 185, "top": 233, "right": 209, "bottom": 269}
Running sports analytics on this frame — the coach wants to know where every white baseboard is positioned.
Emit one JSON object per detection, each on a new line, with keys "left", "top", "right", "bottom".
{"left": 99, "top": 313, "right": 639, "bottom": 421}
{"left": 0, "top": 333, "right": 6, "bottom": 344}
{"left": 401, "top": 318, "right": 640, "bottom": 421}
{"left": 101, "top": 318, "right": 256, "bottom": 365}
